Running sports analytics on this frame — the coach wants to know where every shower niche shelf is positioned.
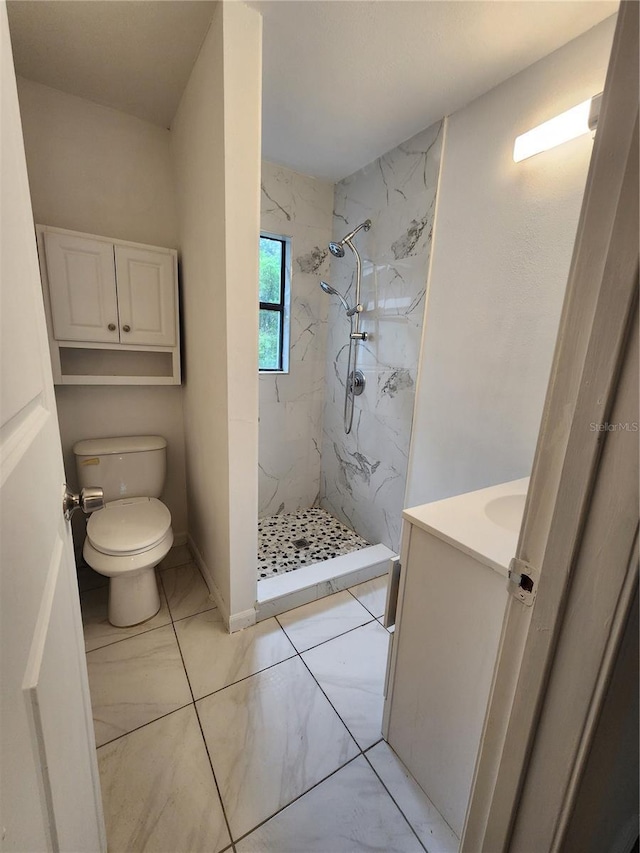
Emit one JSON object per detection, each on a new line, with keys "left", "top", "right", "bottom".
{"left": 36, "top": 225, "right": 181, "bottom": 386}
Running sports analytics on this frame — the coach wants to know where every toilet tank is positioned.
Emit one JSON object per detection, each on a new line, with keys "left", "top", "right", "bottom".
{"left": 73, "top": 436, "right": 167, "bottom": 503}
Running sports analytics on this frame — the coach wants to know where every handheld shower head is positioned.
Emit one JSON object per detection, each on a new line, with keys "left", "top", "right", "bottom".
{"left": 320, "top": 281, "right": 350, "bottom": 313}
{"left": 328, "top": 219, "right": 371, "bottom": 258}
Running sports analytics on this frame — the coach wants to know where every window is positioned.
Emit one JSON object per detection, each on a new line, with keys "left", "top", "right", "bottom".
{"left": 259, "top": 234, "right": 289, "bottom": 372}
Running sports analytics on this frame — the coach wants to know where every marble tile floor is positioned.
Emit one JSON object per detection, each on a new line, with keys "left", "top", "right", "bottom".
{"left": 79, "top": 546, "right": 458, "bottom": 852}
{"left": 257, "top": 508, "right": 369, "bottom": 581}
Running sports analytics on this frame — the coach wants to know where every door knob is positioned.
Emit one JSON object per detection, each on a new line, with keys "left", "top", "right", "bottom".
{"left": 108, "top": 323, "right": 116, "bottom": 331}
{"left": 63, "top": 485, "right": 104, "bottom": 520}
{"left": 122, "top": 324, "right": 131, "bottom": 333}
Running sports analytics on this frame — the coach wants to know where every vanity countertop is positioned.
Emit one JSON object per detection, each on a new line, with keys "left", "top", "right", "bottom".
{"left": 402, "top": 477, "right": 530, "bottom": 577}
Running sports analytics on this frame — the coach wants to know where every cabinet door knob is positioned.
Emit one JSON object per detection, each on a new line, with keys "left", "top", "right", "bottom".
{"left": 108, "top": 323, "right": 116, "bottom": 331}
{"left": 122, "top": 324, "right": 131, "bottom": 333}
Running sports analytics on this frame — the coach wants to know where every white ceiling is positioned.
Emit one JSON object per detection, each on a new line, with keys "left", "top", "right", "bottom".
{"left": 7, "top": 0, "right": 616, "bottom": 181}
{"left": 7, "top": 1, "right": 216, "bottom": 128}
{"left": 252, "top": 0, "right": 617, "bottom": 179}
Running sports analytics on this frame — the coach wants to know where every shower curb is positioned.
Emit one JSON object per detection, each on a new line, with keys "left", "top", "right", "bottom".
{"left": 255, "top": 544, "right": 395, "bottom": 621}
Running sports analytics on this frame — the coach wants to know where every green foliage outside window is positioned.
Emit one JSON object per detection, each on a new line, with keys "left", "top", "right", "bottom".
{"left": 259, "top": 238, "right": 282, "bottom": 303}
{"left": 259, "top": 309, "right": 281, "bottom": 370}
{"left": 259, "top": 236, "right": 285, "bottom": 371}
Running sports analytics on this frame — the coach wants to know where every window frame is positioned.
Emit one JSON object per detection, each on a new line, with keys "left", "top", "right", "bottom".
{"left": 259, "top": 232, "right": 290, "bottom": 373}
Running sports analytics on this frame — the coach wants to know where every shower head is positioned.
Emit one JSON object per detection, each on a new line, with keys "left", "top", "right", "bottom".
{"left": 320, "top": 281, "right": 350, "bottom": 313}
{"left": 328, "top": 220, "right": 371, "bottom": 258}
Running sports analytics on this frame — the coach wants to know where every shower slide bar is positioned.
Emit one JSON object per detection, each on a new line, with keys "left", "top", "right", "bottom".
{"left": 320, "top": 219, "right": 371, "bottom": 434}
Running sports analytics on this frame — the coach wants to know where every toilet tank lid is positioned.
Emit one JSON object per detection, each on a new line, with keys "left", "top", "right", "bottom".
{"left": 73, "top": 436, "right": 167, "bottom": 456}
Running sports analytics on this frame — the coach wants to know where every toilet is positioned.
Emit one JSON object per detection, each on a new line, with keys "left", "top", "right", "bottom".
{"left": 74, "top": 435, "right": 174, "bottom": 627}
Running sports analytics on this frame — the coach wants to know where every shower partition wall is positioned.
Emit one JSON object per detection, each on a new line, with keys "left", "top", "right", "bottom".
{"left": 320, "top": 120, "right": 444, "bottom": 554}
{"left": 257, "top": 123, "right": 444, "bottom": 614}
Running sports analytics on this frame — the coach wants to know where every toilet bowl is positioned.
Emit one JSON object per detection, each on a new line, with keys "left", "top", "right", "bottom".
{"left": 83, "top": 497, "right": 173, "bottom": 626}
{"left": 74, "top": 435, "right": 173, "bottom": 627}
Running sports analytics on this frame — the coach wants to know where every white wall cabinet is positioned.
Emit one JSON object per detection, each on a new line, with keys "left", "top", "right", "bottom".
{"left": 37, "top": 226, "right": 181, "bottom": 385}
{"left": 114, "top": 246, "right": 176, "bottom": 347}
{"left": 44, "top": 232, "right": 119, "bottom": 344}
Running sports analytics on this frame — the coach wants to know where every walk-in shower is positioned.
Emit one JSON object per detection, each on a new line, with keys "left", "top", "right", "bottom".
{"left": 320, "top": 219, "right": 371, "bottom": 434}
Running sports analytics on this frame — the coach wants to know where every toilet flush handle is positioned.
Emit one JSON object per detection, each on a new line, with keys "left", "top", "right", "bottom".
{"left": 63, "top": 485, "right": 105, "bottom": 521}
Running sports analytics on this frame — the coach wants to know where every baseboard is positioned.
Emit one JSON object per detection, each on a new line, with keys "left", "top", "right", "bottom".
{"left": 187, "top": 535, "right": 230, "bottom": 627}
{"left": 172, "top": 531, "right": 188, "bottom": 547}
{"left": 229, "top": 608, "right": 257, "bottom": 632}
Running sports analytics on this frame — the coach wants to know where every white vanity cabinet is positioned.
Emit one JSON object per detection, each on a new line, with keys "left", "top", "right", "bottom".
{"left": 37, "top": 226, "right": 180, "bottom": 385}
{"left": 382, "top": 479, "right": 528, "bottom": 842}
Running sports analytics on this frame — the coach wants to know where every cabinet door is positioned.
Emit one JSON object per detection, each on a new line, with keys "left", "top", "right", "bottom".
{"left": 114, "top": 246, "right": 176, "bottom": 346}
{"left": 44, "top": 232, "right": 119, "bottom": 343}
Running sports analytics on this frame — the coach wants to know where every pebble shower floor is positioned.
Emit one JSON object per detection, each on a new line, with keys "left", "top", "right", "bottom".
{"left": 257, "top": 508, "right": 369, "bottom": 581}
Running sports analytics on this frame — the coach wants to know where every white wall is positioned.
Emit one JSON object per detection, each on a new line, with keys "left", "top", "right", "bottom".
{"left": 259, "top": 161, "right": 333, "bottom": 516}
{"left": 406, "top": 17, "right": 616, "bottom": 508}
{"left": 16, "top": 77, "right": 188, "bottom": 536}
{"left": 16, "top": 78, "right": 178, "bottom": 247}
{"left": 171, "top": 2, "right": 262, "bottom": 627}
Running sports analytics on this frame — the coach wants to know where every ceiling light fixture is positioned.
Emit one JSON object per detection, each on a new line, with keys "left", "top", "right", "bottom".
{"left": 513, "top": 92, "right": 602, "bottom": 162}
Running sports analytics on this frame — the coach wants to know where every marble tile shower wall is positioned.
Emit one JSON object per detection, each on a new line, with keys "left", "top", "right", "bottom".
{"left": 320, "top": 121, "right": 444, "bottom": 552}
{"left": 259, "top": 161, "right": 334, "bottom": 516}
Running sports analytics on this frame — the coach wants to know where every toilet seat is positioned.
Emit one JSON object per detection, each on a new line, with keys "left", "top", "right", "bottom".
{"left": 86, "top": 497, "right": 171, "bottom": 556}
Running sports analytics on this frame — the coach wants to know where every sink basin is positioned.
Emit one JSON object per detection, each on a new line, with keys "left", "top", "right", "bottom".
{"left": 484, "top": 493, "right": 527, "bottom": 532}
{"left": 404, "top": 476, "right": 530, "bottom": 574}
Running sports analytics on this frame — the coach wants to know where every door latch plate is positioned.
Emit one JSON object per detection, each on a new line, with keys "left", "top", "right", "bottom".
{"left": 507, "top": 557, "right": 539, "bottom": 607}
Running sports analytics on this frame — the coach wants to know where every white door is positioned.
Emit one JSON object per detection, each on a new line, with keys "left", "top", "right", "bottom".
{"left": 43, "top": 231, "right": 119, "bottom": 344}
{"left": 114, "top": 245, "right": 176, "bottom": 346}
{"left": 0, "top": 8, "right": 105, "bottom": 852}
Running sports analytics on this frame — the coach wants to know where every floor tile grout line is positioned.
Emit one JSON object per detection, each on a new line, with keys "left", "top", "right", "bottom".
{"left": 95, "top": 700, "right": 194, "bottom": 750}
{"left": 159, "top": 563, "right": 219, "bottom": 626}
{"left": 90, "top": 568, "right": 195, "bottom": 751}
{"left": 87, "top": 550, "right": 405, "bottom": 849}
{"left": 229, "top": 753, "right": 362, "bottom": 847}
{"left": 164, "top": 577, "right": 334, "bottom": 851}
{"left": 183, "top": 633, "right": 371, "bottom": 843}
{"left": 168, "top": 617, "right": 194, "bottom": 700}
{"left": 84, "top": 550, "right": 237, "bottom": 849}
{"left": 85, "top": 567, "right": 381, "bottom": 711}
{"left": 90, "top": 651, "right": 424, "bottom": 850}
{"left": 295, "top": 650, "right": 368, "bottom": 756}
{"left": 171, "top": 602, "right": 218, "bottom": 625}
{"left": 345, "top": 585, "right": 386, "bottom": 622}
{"left": 361, "top": 748, "right": 431, "bottom": 853}
{"left": 185, "top": 643, "right": 364, "bottom": 847}
{"left": 158, "top": 557, "right": 195, "bottom": 573}
{"left": 275, "top": 612, "right": 377, "bottom": 655}
{"left": 189, "top": 611, "right": 380, "bottom": 706}
{"left": 191, "top": 650, "right": 299, "bottom": 704}
{"left": 84, "top": 614, "right": 173, "bottom": 654}
{"left": 192, "top": 687, "right": 236, "bottom": 849}
{"left": 82, "top": 568, "right": 175, "bottom": 653}
{"left": 165, "top": 574, "right": 236, "bottom": 850}
{"left": 161, "top": 557, "right": 219, "bottom": 625}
